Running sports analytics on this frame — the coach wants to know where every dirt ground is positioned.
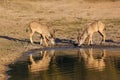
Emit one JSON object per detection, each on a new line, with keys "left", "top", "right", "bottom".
{"left": 0, "top": 0, "right": 120, "bottom": 79}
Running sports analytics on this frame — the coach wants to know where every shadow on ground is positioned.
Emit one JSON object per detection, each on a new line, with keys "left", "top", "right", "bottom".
{"left": 0, "top": 35, "right": 30, "bottom": 43}
{"left": 0, "top": 35, "right": 120, "bottom": 47}
{"left": 105, "top": 39, "right": 120, "bottom": 44}
{"left": 0, "top": 35, "right": 76, "bottom": 45}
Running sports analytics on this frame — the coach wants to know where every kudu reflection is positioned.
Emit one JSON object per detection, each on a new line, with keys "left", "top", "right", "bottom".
{"left": 79, "top": 48, "right": 106, "bottom": 71}
{"left": 28, "top": 50, "right": 55, "bottom": 72}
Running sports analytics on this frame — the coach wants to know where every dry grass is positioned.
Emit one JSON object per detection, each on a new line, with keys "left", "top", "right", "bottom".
{"left": 85, "top": 0, "right": 119, "bottom": 2}
{"left": 0, "top": 0, "right": 120, "bottom": 47}
{"left": 0, "top": 0, "right": 120, "bottom": 44}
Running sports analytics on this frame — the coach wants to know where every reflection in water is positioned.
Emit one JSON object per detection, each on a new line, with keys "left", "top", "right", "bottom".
{"left": 79, "top": 48, "right": 106, "bottom": 71}
{"left": 8, "top": 48, "right": 120, "bottom": 80}
{"left": 28, "top": 50, "right": 55, "bottom": 72}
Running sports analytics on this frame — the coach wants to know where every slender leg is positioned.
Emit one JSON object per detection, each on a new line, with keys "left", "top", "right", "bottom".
{"left": 98, "top": 31, "right": 106, "bottom": 44}
{"left": 88, "top": 34, "right": 93, "bottom": 45}
{"left": 40, "top": 34, "right": 43, "bottom": 46}
{"left": 40, "top": 38, "right": 43, "bottom": 45}
{"left": 42, "top": 35, "right": 48, "bottom": 47}
{"left": 87, "top": 35, "right": 90, "bottom": 45}
{"left": 45, "top": 36, "right": 49, "bottom": 44}
{"left": 90, "top": 34, "right": 93, "bottom": 45}
{"left": 45, "top": 36, "right": 50, "bottom": 46}
{"left": 30, "top": 32, "right": 34, "bottom": 44}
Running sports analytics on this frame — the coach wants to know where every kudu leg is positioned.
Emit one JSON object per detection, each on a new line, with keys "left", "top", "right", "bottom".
{"left": 88, "top": 35, "right": 90, "bottom": 45}
{"left": 42, "top": 35, "right": 49, "bottom": 47}
{"left": 98, "top": 31, "right": 106, "bottom": 44}
{"left": 88, "top": 34, "right": 93, "bottom": 45}
{"left": 30, "top": 32, "right": 34, "bottom": 44}
{"left": 39, "top": 34, "right": 43, "bottom": 46}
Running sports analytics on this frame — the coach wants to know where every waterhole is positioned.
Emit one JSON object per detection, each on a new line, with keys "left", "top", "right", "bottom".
{"left": 7, "top": 48, "right": 120, "bottom": 80}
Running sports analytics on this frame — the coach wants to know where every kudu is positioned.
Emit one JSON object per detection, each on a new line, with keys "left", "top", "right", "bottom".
{"left": 28, "top": 50, "right": 55, "bottom": 72}
{"left": 79, "top": 48, "right": 106, "bottom": 71}
{"left": 77, "top": 20, "right": 106, "bottom": 46}
{"left": 26, "top": 21, "right": 56, "bottom": 47}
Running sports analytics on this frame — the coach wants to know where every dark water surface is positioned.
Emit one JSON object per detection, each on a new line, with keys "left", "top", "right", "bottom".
{"left": 7, "top": 48, "right": 120, "bottom": 80}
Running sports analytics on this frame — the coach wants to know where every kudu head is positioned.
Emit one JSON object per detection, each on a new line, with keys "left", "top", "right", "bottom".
{"left": 77, "top": 30, "right": 87, "bottom": 46}
{"left": 77, "top": 30, "right": 84, "bottom": 46}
